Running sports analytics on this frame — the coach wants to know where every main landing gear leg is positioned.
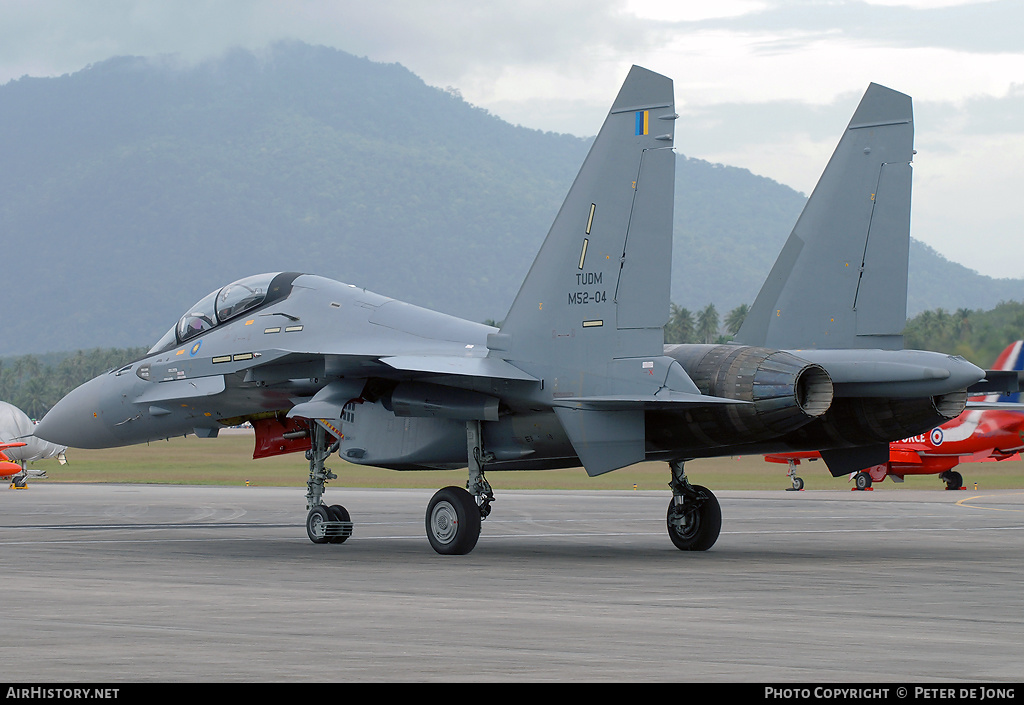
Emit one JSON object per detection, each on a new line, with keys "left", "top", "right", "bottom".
{"left": 939, "top": 470, "right": 963, "bottom": 491}
{"left": 787, "top": 460, "right": 804, "bottom": 491}
{"left": 305, "top": 421, "right": 352, "bottom": 545}
{"left": 425, "top": 420, "right": 491, "bottom": 555}
{"left": 666, "top": 459, "right": 721, "bottom": 551}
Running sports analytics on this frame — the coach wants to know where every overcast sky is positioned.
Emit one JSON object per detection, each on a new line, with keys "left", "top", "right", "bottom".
{"left": 3, "top": 0, "right": 1022, "bottom": 279}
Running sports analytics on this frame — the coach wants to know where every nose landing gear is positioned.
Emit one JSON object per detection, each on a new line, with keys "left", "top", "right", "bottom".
{"left": 304, "top": 421, "right": 352, "bottom": 544}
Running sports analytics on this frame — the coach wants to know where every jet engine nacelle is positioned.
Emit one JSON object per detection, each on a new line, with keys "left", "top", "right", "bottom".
{"left": 662, "top": 344, "right": 834, "bottom": 443}
{"left": 786, "top": 391, "right": 967, "bottom": 450}
{"left": 339, "top": 398, "right": 467, "bottom": 470}
{"left": 335, "top": 383, "right": 501, "bottom": 468}
{"left": 386, "top": 382, "right": 500, "bottom": 422}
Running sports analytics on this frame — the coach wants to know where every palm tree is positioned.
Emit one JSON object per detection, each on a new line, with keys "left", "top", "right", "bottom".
{"left": 697, "top": 303, "right": 719, "bottom": 344}
{"left": 933, "top": 308, "right": 952, "bottom": 344}
{"left": 0, "top": 361, "right": 11, "bottom": 401}
{"left": 954, "top": 308, "right": 972, "bottom": 341}
{"left": 665, "top": 304, "right": 695, "bottom": 344}
{"left": 724, "top": 303, "right": 750, "bottom": 337}
{"left": 11, "top": 354, "right": 42, "bottom": 382}
{"left": 19, "top": 376, "right": 52, "bottom": 421}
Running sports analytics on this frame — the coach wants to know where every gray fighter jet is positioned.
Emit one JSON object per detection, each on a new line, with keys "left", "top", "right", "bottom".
{"left": 35, "top": 67, "right": 986, "bottom": 554}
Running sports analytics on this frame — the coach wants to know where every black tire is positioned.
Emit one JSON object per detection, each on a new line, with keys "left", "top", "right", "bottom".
{"left": 666, "top": 486, "right": 721, "bottom": 551}
{"left": 945, "top": 471, "right": 963, "bottom": 490}
{"left": 327, "top": 504, "right": 351, "bottom": 544}
{"left": 855, "top": 472, "right": 872, "bottom": 490}
{"left": 306, "top": 506, "right": 331, "bottom": 544}
{"left": 425, "top": 486, "right": 481, "bottom": 555}
{"left": 792, "top": 477, "right": 804, "bottom": 491}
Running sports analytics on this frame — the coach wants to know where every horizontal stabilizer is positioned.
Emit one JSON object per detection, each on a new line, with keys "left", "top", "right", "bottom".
{"left": 552, "top": 391, "right": 748, "bottom": 410}
{"left": 965, "top": 400, "right": 1024, "bottom": 410}
{"left": 968, "top": 370, "right": 1024, "bottom": 396}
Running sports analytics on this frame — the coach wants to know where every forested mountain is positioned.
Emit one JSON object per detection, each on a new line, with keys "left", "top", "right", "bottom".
{"left": 2, "top": 42, "right": 1021, "bottom": 357}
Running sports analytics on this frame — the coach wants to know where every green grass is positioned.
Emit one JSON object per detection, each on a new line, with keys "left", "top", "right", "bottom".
{"left": 24, "top": 432, "right": 1024, "bottom": 491}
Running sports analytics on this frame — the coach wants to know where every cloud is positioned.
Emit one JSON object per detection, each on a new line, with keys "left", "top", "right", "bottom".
{"left": 681, "top": 0, "right": 1024, "bottom": 54}
{"left": 1, "top": 0, "right": 1022, "bottom": 278}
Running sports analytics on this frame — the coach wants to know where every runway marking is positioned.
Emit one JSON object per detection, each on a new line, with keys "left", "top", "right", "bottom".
{"left": 2, "top": 523, "right": 1022, "bottom": 547}
{"left": 722, "top": 525, "right": 1024, "bottom": 535}
{"left": 956, "top": 492, "right": 1024, "bottom": 513}
{"left": 0, "top": 522, "right": 293, "bottom": 531}
{"left": 0, "top": 511, "right": 990, "bottom": 532}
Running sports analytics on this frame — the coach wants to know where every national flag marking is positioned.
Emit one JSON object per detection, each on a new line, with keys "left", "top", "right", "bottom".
{"left": 635, "top": 110, "right": 649, "bottom": 136}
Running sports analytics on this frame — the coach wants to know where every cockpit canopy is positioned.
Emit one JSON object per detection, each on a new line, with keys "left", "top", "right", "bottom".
{"left": 149, "top": 272, "right": 298, "bottom": 354}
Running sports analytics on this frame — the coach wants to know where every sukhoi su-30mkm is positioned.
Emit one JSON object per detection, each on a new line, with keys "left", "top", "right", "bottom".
{"left": 36, "top": 67, "right": 990, "bottom": 554}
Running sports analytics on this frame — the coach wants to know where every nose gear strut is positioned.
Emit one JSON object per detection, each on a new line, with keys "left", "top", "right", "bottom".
{"left": 304, "top": 420, "right": 352, "bottom": 544}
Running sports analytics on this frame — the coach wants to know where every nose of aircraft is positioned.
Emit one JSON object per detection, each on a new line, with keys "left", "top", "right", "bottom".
{"left": 34, "top": 374, "right": 131, "bottom": 449}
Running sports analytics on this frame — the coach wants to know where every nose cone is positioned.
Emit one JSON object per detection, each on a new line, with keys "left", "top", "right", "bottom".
{"left": 35, "top": 374, "right": 132, "bottom": 449}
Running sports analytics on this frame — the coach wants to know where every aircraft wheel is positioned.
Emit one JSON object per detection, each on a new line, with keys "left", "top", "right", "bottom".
{"left": 854, "top": 472, "right": 872, "bottom": 490}
{"left": 792, "top": 476, "right": 804, "bottom": 491}
{"left": 426, "top": 486, "right": 481, "bottom": 555}
{"left": 666, "top": 486, "right": 721, "bottom": 552}
{"left": 306, "top": 506, "right": 332, "bottom": 544}
{"left": 328, "top": 504, "right": 351, "bottom": 544}
{"left": 944, "top": 471, "right": 963, "bottom": 491}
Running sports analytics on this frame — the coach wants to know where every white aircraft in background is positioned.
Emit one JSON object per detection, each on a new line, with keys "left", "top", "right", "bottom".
{"left": 0, "top": 401, "right": 67, "bottom": 488}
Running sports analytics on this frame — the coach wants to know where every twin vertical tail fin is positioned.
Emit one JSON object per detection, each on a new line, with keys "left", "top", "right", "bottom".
{"left": 485, "top": 66, "right": 677, "bottom": 477}
{"left": 490, "top": 66, "right": 676, "bottom": 373}
{"left": 734, "top": 83, "right": 915, "bottom": 351}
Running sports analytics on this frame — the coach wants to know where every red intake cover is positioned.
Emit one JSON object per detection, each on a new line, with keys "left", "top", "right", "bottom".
{"left": 252, "top": 415, "right": 314, "bottom": 459}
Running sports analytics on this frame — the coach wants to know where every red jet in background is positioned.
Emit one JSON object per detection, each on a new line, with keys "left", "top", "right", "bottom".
{"left": 766, "top": 341, "right": 1024, "bottom": 491}
{"left": 0, "top": 441, "right": 29, "bottom": 484}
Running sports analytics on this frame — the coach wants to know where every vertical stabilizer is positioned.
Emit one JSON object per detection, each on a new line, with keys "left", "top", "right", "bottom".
{"left": 490, "top": 66, "right": 676, "bottom": 376}
{"left": 735, "top": 83, "right": 914, "bottom": 351}
{"left": 987, "top": 340, "right": 1024, "bottom": 403}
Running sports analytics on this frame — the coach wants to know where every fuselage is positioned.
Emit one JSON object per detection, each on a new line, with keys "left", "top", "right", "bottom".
{"left": 35, "top": 273, "right": 494, "bottom": 450}
{"left": 36, "top": 272, "right": 987, "bottom": 474}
